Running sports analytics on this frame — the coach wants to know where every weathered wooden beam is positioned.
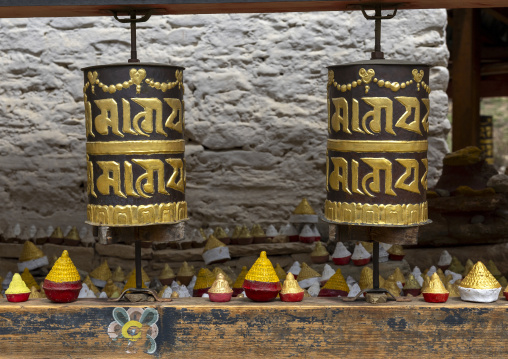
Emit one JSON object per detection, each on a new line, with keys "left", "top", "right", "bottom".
{"left": 451, "top": 9, "right": 481, "bottom": 151}
{"left": 0, "top": 0, "right": 505, "bottom": 18}
{"left": 0, "top": 298, "right": 507, "bottom": 357}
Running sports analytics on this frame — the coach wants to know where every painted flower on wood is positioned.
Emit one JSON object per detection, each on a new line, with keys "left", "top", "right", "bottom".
{"left": 107, "top": 307, "right": 159, "bottom": 354}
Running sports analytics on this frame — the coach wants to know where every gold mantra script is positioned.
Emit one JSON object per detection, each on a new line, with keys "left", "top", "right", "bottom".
{"left": 328, "top": 96, "right": 429, "bottom": 136}
{"left": 85, "top": 97, "right": 184, "bottom": 138}
{"left": 327, "top": 155, "right": 428, "bottom": 197}
{"left": 87, "top": 157, "right": 185, "bottom": 199}
{"left": 324, "top": 200, "right": 428, "bottom": 226}
{"left": 87, "top": 202, "right": 187, "bottom": 226}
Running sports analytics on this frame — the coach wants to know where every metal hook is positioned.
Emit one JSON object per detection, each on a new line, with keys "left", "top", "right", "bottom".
{"left": 111, "top": 10, "right": 154, "bottom": 63}
{"left": 359, "top": 4, "right": 399, "bottom": 60}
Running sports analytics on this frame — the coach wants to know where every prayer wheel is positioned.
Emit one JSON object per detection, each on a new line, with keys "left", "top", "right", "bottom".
{"left": 83, "top": 63, "right": 187, "bottom": 227}
{"left": 479, "top": 115, "right": 493, "bottom": 165}
{"left": 324, "top": 60, "right": 430, "bottom": 227}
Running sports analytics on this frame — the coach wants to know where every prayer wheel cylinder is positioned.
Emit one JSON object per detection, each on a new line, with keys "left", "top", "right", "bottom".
{"left": 324, "top": 60, "right": 430, "bottom": 227}
{"left": 479, "top": 115, "right": 493, "bottom": 165}
{"left": 83, "top": 63, "right": 187, "bottom": 226}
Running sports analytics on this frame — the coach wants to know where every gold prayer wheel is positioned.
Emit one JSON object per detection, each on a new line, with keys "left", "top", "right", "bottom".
{"left": 479, "top": 115, "right": 494, "bottom": 165}
{"left": 83, "top": 63, "right": 187, "bottom": 227}
{"left": 324, "top": 60, "right": 430, "bottom": 227}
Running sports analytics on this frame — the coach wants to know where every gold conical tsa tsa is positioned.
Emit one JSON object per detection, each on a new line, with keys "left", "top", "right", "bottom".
{"left": 208, "top": 273, "right": 234, "bottom": 302}
{"left": 280, "top": 273, "right": 305, "bottom": 302}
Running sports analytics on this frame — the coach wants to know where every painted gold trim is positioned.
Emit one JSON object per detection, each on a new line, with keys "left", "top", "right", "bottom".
{"left": 87, "top": 201, "right": 188, "bottom": 226}
{"left": 86, "top": 140, "right": 185, "bottom": 155}
{"left": 324, "top": 199, "right": 428, "bottom": 226}
{"left": 328, "top": 68, "right": 431, "bottom": 95}
{"left": 327, "top": 140, "right": 428, "bottom": 153}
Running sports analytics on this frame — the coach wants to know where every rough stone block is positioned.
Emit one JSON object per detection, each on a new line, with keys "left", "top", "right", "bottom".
{"left": 0, "top": 243, "right": 22, "bottom": 259}
{"left": 95, "top": 243, "right": 153, "bottom": 260}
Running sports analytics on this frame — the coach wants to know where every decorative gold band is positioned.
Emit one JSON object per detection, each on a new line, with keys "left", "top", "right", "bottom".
{"left": 324, "top": 199, "right": 428, "bottom": 226}
{"left": 327, "top": 140, "right": 428, "bottom": 153}
{"left": 86, "top": 140, "right": 185, "bottom": 155}
{"left": 86, "top": 201, "right": 188, "bottom": 226}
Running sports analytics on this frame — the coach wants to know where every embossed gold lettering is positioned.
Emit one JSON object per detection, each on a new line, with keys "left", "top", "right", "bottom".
{"left": 395, "top": 96, "right": 421, "bottom": 135}
{"left": 96, "top": 161, "right": 126, "bottom": 198}
{"left": 166, "top": 158, "right": 186, "bottom": 193}
{"left": 164, "top": 98, "right": 184, "bottom": 134}
{"left": 330, "top": 98, "right": 351, "bottom": 134}
{"left": 329, "top": 157, "right": 352, "bottom": 194}
{"left": 361, "top": 158, "right": 396, "bottom": 197}
{"left": 87, "top": 155, "right": 97, "bottom": 198}
{"left": 131, "top": 98, "right": 163, "bottom": 137}
{"left": 132, "top": 159, "right": 169, "bottom": 198}
{"left": 394, "top": 159, "right": 420, "bottom": 194}
{"left": 85, "top": 94, "right": 94, "bottom": 138}
{"left": 95, "top": 99, "right": 124, "bottom": 137}
{"left": 421, "top": 98, "right": 430, "bottom": 133}
{"left": 421, "top": 158, "right": 428, "bottom": 190}
{"left": 124, "top": 161, "right": 139, "bottom": 197}
{"left": 362, "top": 97, "right": 395, "bottom": 135}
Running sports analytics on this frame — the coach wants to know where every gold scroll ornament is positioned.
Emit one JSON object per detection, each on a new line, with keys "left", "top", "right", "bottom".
{"left": 324, "top": 200, "right": 428, "bottom": 226}
{"left": 87, "top": 201, "right": 188, "bottom": 226}
{"left": 327, "top": 68, "right": 430, "bottom": 95}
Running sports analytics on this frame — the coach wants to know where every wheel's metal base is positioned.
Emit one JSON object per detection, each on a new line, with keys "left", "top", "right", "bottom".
{"left": 342, "top": 288, "right": 412, "bottom": 303}
{"left": 109, "top": 288, "right": 172, "bottom": 302}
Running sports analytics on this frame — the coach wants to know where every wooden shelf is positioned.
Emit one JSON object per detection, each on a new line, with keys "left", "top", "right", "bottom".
{"left": 1, "top": 297, "right": 507, "bottom": 357}
{"left": 0, "top": 0, "right": 506, "bottom": 19}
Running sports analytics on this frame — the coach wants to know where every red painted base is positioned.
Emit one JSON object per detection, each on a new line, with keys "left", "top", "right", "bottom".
{"left": 243, "top": 280, "right": 281, "bottom": 302}
{"left": 160, "top": 278, "right": 175, "bottom": 286}
{"left": 43, "top": 280, "right": 82, "bottom": 303}
{"left": 209, "top": 292, "right": 233, "bottom": 302}
{"left": 177, "top": 276, "right": 194, "bottom": 286}
{"left": 423, "top": 292, "right": 449, "bottom": 303}
{"left": 332, "top": 256, "right": 351, "bottom": 265}
{"left": 403, "top": 288, "right": 421, "bottom": 297}
{"left": 311, "top": 255, "right": 329, "bottom": 264}
{"left": 237, "top": 237, "right": 253, "bottom": 245}
{"left": 504, "top": 292, "right": 508, "bottom": 300}
{"left": 299, "top": 236, "right": 314, "bottom": 244}
{"left": 47, "top": 237, "right": 64, "bottom": 245}
{"left": 352, "top": 258, "right": 371, "bottom": 266}
{"left": 232, "top": 288, "right": 244, "bottom": 297}
{"left": 318, "top": 289, "right": 349, "bottom": 297}
{"left": 280, "top": 292, "right": 304, "bottom": 302}
{"left": 389, "top": 254, "right": 405, "bottom": 261}
{"left": 289, "top": 235, "right": 299, "bottom": 242}
{"left": 5, "top": 293, "right": 30, "bottom": 302}
{"left": 218, "top": 237, "right": 231, "bottom": 245}
{"left": 253, "top": 237, "right": 267, "bottom": 244}
{"left": 193, "top": 287, "right": 210, "bottom": 297}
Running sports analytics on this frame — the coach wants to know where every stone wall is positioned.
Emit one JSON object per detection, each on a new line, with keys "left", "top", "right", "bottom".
{"left": 0, "top": 10, "right": 450, "bottom": 231}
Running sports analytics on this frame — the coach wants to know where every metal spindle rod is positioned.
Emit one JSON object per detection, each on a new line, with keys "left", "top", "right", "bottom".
{"left": 135, "top": 230, "right": 142, "bottom": 289}
{"left": 129, "top": 13, "right": 139, "bottom": 63}
{"left": 373, "top": 240, "right": 380, "bottom": 289}
{"left": 374, "top": 5, "right": 382, "bottom": 56}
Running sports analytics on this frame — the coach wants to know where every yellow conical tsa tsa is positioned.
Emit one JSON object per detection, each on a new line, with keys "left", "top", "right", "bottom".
{"left": 43, "top": 250, "right": 82, "bottom": 303}
{"left": 242, "top": 251, "right": 281, "bottom": 302}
